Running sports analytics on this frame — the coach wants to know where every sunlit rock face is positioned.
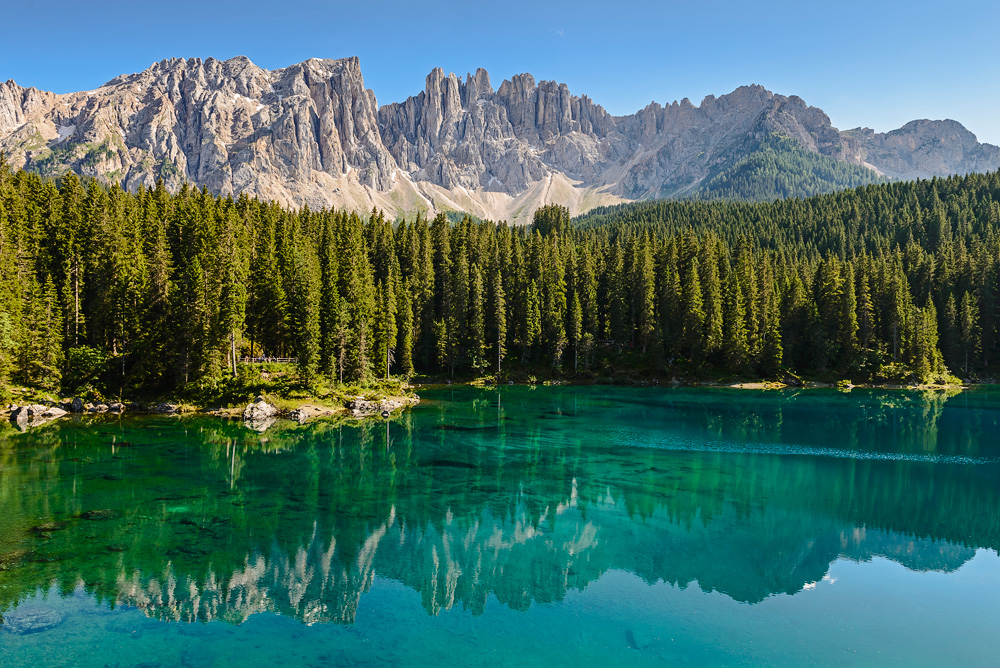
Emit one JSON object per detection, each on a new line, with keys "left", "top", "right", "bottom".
{"left": 2, "top": 58, "right": 997, "bottom": 224}
{"left": 844, "top": 120, "right": 1000, "bottom": 181}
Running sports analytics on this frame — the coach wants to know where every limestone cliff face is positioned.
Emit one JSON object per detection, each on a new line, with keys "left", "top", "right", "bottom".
{"left": 377, "top": 68, "right": 621, "bottom": 195}
{"left": 0, "top": 56, "right": 398, "bottom": 208}
{"left": 608, "top": 86, "right": 867, "bottom": 198}
{"left": 1, "top": 56, "right": 997, "bottom": 223}
{"left": 845, "top": 119, "right": 1000, "bottom": 180}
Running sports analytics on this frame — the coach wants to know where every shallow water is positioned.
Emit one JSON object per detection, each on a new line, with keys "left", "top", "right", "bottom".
{"left": 2, "top": 386, "right": 1000, "bottom": 666}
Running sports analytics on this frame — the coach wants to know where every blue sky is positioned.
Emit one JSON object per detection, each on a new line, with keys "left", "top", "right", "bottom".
{"left": 3, "top": 0, "right": 998, "bottom": 143}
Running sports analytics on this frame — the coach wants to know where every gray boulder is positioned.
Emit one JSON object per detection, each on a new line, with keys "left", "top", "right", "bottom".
{"left": 10, "top": 404, "right": 68, "bottom": 430}
{"left": 243, "top": 399, "right": 278, "bottom": 422}
{"left": 59, "top": 397, "right": 85, "bottom": 413}
{"left": 345, "top": 397, "right": 411, "bottom": 417}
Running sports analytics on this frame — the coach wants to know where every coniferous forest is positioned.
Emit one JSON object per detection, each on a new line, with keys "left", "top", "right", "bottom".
{"left": 5, "top": 160, "right": 1000, "bottom": 400}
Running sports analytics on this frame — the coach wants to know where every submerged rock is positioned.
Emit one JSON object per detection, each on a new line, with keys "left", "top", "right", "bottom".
{"left": 0, "top": 549, "right": 33, "bottom": 570}
{"left": 31, "top": 521, "right": 70, "bottom": 534}
{"left": 76, "top": 509, "right": 122, "bottom": 521}
{"left": 1, "top": 606, "right": 64, "bottom": 634}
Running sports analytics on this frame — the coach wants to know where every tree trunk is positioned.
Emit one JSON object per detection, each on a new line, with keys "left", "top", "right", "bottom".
{"left": 230, "top": 331, "right": 237, "bottom": 376}
{"left": 73, "top": 261, "right": 80, "bottom": 346}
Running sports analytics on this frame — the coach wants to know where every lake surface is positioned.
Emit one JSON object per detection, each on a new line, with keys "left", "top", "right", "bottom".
{"left": 2, "top": 385, "right": 1000, "bottom": 667}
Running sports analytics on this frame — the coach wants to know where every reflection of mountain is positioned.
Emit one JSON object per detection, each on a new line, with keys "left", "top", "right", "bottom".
{"left": 1, "top": 387, "right": 998, "bottom": 625}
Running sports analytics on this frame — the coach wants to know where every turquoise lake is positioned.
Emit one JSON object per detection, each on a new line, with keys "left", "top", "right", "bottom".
{"left": 2, "top": 385, "right": 1000, "bottom": 666}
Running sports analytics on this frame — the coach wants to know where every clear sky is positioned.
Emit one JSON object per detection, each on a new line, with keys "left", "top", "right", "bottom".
{"left": 2, "top": 0, "right": 998, "bottom": 143}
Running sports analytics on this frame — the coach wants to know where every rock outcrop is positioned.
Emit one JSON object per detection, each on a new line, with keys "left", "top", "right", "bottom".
{"left": 844, "top": 120, "right": 1000, "bottom": 181}
{"left": 345, "top": 396, "right": 415, "bottom": 417}
{"left": 242, "top": 397, "right": 279, "bottom": 432}
{"left": 9, "top": 404, "right": 68, "bottom": 430}
{"left": 2, "top": 56, "right": 997, "bottom": 223}
{"left": 243, "top": 397, "right": 278, "bottom": 422}
{"left": 286, "top": 405, "right": 337, "bottom": 423}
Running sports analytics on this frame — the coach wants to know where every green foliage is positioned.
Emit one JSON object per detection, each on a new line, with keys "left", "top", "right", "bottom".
{"left": 532, "top": 204, "right": 570, "bottom": 237}
{"left": 63, "top": 346, "right": 111, "bottom": 394}
{"left": 4, "top": 160, "right": 1000, "bottom": 401}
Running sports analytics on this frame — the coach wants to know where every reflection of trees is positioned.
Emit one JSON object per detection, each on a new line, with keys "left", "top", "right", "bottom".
{"left": 0, "top": 387, "right": 998, "bottom": 625}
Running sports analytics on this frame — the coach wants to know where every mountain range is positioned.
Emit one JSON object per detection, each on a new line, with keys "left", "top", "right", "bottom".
{"left": 1, "top": 55, "right": 998, "bottom": 223}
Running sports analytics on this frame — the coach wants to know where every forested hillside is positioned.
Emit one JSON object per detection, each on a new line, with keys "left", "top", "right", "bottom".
{"left": 693, "top": 135, "right": 882, "bottom": 201}
{"left": 3, "top": 161, "right": 999, "bottom": 400}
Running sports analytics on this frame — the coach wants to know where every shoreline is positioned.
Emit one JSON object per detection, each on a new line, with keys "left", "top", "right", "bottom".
{"left": 4, "top": 378, "right": 977, "bottom": 433}
{"left": 464, "top": 377, "right": 970, "bottom": 392}
{"left": 5, "top": 390, "right": 421, "bottom": 432}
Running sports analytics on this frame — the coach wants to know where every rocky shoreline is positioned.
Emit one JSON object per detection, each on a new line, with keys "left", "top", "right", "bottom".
{"left": 6, "top": 393, "right": 420, "bottom": 432}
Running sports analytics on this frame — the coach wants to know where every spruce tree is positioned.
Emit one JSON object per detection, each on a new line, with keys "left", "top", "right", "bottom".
{"left": 491, "top": 269, "right": 507, "bottom": 375}
{"left": 469, "top": 264, "right": 486, "bottom": 373}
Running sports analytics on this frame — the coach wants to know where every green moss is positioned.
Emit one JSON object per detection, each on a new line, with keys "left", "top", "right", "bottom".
{"left": 18, "top": 132, "right": 49, "bottom": 152}
{"left": 157, "top": 158, "right": 181, "bottom": 179}
{"left": 28, "top": 139, "right": 114, "bottom": 176}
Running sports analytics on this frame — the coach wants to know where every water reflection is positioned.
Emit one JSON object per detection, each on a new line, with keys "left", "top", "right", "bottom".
{"left": 1, "top": 386, "right": 999, "bottom": 628}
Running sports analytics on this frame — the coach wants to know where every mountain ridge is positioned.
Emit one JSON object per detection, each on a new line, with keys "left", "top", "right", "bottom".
{"left": 1, "top": 55, "right": 997, "bottom": 222}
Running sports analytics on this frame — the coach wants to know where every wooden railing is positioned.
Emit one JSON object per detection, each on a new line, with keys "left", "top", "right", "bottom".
{"left": 239, "top": 357, "right": 299, "bottom": 364}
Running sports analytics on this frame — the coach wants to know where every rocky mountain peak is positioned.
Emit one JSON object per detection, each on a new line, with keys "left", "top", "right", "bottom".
{"left": 1, "top": 56, "right": 997, "bottom": 223}
{"left": 843, "top": 118, "right": 1000, "bottom": 180}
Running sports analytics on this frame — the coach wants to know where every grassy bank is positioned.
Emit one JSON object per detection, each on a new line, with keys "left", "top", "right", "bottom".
{"left": 3, "top": 362, "right": 418, "bottom": 419}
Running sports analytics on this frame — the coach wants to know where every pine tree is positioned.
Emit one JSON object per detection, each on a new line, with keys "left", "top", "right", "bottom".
{"left": 568, "top": 292, "right": 582, "bottom": 374}
{"left": 856, "top": 259, "right": 875, "bottom": 361}
{"left": 374, "top": 277, "right": 397, "bottom": 380}
{"left": 491, "top": 269, "right": 507, "bottom": 375}
{"left": 633, "top": 234, "right": 657, "bottom": 354}
{"left": 523, "top": 280, "right": 541, "bottom": 363}
{"left": 723, "top": 268, "right": 749, "bottom": 373}
{"left": 839, "top": 262, "right": 860, "bottom": 370}
{"left": 700, "top": 237, "right": 724, "bottom": 357}
{"left": 20, "top": 277, "right": 63, "bottom": 389}
{"left": 682, "top": 257, "right": 705, "bottom": 361}
{"left": 219, "top": 204, "right": 249, "bottom": 376}
{"left": 959, "top": 291, "right": 980, "bottom": 376}
{"left": 397, "top": 278, "right": 415, "bottom": 377}
{"left": 469, "top": 264, "right": 486, "bottom": 373}
{"left": 288, "top": 242, "right": 321, "bottom": 386}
